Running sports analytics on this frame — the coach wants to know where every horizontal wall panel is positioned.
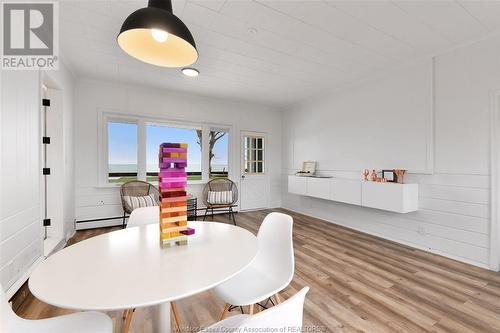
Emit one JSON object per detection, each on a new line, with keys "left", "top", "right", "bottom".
{"left": 419, "top": 197, "right": 489, "bottom": 218}
{"left": 0, "top": 238, "right": 41, "bottom": 290}
{"left": 419, "top": 184, "right": 489, "bottom": 204}
{"left": 0, "top": 220, "right": 40, "bottom": 269}
{"left": 76, "top": 193, "right": 121, "bottom": 207}
{"left": 406, "top": 174, "right": 490, "bottom": 189}
{"left": 0, "top": 206, "right": 39, "bottom": 242}
{"left": 407, "top": 209, "right": 489, "bottom": 234}
{"left": 420, "top": 222, "right": 489, "bottom": 248}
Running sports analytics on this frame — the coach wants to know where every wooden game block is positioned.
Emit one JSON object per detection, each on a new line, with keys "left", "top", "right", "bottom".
{"left": 162, "top": 157, "right": 188, "bottom": 163}
{"left": 180, "top": 228, "right": 195, "bottom": 235}
{"left": 161, "top": 196, "right": 188, "bottom": 203}
{"left": 160, "top": 205, "right": 187, "bottom": 213}
{"left": 159, "top": 162, "right": 188, "bottom": 169}
{"left": 159, "top": 170, "right": 187, "bottom": 177}
{"left": 162, "top": 147, "right": 187, "bottom": 152}
{"left": 160, "top": 201, "right": 186, "bottom": 208}
{"left": 159, "top": 182, "right": 187, "bottom": 189}
{"left": 160, "top": 190, "right": 186, "bottom": 198}
{"left": 159, "top": 177, "right": 187, "bottom": 183}
{"left": 161, "top": 215, "right": 187, "bottom": 224}
{"left": 160, "top": 225, "right": 189, "bottom": 234}
{"left": 161, "top": 212, "right": 187, "bottom": 219}
{"left": 160, "top": 186, "right": 187, "bottom": 192}
{"left": 160, "top": 235, "right": 188, "bottom": 247}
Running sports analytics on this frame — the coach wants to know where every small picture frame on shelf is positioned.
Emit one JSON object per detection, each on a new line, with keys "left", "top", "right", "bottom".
{"left": 382, "top": 170, "right": 396, "bottom": 182}
{"left": 302, "top": 161, "right": 317, "bottom": 175}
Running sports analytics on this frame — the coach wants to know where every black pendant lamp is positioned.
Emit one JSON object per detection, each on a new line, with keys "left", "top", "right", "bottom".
{"left": 118, "top": 0, "right": 198, "bottom": 67}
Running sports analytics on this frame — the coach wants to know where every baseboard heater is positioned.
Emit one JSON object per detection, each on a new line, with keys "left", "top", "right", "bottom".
{"left": 76, "top": 216, "right": 126, "bottom": 224}
{"left": 75, "top": 210, "right": 239, "bottom": 225}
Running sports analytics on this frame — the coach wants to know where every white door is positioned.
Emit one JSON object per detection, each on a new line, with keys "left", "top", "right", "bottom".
{"left": 240, "top": 131, "right": 269, "bottom": 210}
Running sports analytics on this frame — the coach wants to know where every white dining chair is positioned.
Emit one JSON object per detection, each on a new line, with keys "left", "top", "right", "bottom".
{"left": 1, "top": 285, "right": 112, "bottom": 333}
{"left": 127, "top": 206, "right": 160, "bottom": 227}
{"left": 215, "top": 212, "right": 294, "bottom": 319}
{"left": 123, "top": 205, "right": 183, "bottom": 333}
{"left": 202, "top": 287, "right": 309, "bottom": 332}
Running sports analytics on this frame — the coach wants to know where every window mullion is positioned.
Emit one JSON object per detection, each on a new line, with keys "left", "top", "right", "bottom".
{"left": 201, "top": 125, "right": 210, "bottom": 182}
{"left": 137, "top": 119, "right": 147, "bottom": 181}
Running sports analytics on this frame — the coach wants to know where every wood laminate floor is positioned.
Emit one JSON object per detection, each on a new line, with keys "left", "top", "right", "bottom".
{"left": 15, "top": 209, "right": 500, "bottom": 332}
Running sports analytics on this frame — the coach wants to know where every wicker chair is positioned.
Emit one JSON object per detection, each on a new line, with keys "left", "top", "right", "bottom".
{"left": 120, "top": 180, "right": 160, "bottom": 228}
{"left": 202, "top": 178, "right": 238, "bottom": 225}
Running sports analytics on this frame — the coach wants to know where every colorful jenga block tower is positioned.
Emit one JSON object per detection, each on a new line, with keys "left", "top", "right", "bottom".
{"left": 158, "top": 143, "right": 193, "bottom": 246}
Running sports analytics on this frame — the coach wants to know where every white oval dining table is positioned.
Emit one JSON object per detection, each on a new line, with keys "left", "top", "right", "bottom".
{"left": 29, "top": 221, "right": 258, "bottom": 333}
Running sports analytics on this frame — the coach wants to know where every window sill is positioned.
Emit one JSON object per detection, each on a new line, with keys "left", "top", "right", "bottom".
{"left": 95, "top": 180, "right": 209, "bottom": 189}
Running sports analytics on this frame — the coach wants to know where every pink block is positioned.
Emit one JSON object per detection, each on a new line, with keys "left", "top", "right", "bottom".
{"left": 160, "top": 181, "right": 187, "bottom": 188}
{"left": 180, "top": 228, "right": 195, "bottom": 235}
{"left": 162, "top": 147, "right": 187, "bottom": 153}
{"left": 162, "top": 158, "right": 187, "bottom": 163}
{"left": 159, "top": 162, "right": 187, "bottom": 169}
{"left": 160, "top": 177, "right": 186, "bottom": 182}
{"left": 159, "top": 171, "right": 187, "bottom": 177}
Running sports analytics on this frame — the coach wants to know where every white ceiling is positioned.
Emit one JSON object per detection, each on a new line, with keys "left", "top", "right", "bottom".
{"left": 60, "top": 0, "right": 500, "bottom": 107}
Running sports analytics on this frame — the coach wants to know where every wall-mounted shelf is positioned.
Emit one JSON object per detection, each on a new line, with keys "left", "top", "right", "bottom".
{"left": 288, "top": 175, "right": 418, "bottom": 213}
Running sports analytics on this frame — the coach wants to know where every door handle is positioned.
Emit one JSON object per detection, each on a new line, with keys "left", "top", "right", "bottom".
{"left": 241, "top": 175, "right": 245, "bottom": 179}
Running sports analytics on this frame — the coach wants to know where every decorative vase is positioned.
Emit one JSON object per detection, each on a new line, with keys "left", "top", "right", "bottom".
{"left": 371, "top": 170, "right": 377, "bottom": 182}
{"left": 362, "top": 169, "right": 369, "bottom": 181}
{"left": 394, "top": 169, "right": 406, "bottom": 184}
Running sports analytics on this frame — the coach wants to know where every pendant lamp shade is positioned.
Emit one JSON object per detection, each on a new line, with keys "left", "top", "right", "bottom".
{"left": 118, "top": 0, "right": 198, "bottom": 67}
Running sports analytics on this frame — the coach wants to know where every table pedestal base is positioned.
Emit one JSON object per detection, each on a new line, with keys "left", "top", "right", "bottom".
{"left": 152, "top": 302, "right": 171, "bottom": 333}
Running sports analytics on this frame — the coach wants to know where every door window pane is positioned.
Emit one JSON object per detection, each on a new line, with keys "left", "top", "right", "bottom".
{"left": 108, "top": 121, "right": 138, "bottom": 183}
{"left": 243, "top": 135, "right": 265, "bottom": 175}
{"left": 146, "top": 124, "right": 202, "bottom": 182}
{"left": 209, "top": 130, "right": 229, "bottom": 179}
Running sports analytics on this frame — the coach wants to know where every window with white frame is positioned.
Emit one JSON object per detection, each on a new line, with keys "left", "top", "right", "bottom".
{"left": 107, "top": 121, "right": 138, "bottom": 183}
{"left": 209, "top": 129, "right": 229, "bottom": 179}
{"left": 103, "top": 114, "right": 230, "bottom": 184}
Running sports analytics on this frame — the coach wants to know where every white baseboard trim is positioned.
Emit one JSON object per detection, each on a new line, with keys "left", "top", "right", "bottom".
{"left": 6, "top": 257, "right": 43, "bottom": 300}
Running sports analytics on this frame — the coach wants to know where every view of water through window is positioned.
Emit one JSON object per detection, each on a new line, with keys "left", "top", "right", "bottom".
{"left": 108, "top": 121, "right": 229, "bottom": 183}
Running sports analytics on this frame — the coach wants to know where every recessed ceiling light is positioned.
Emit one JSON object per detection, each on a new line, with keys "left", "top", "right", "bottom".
{"left": 247, "top": 27, "right": 258, "bottom": 35}
{"left": 182, "top": 68, "right": 199, "bottom": 77}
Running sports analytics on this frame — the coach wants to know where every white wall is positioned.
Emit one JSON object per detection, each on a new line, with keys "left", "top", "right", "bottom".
{"left": 0, "top": 70, "right": 43, "bottom": 297}
{"left": 74, "top": 79, "right": 282, "bottom": 227}
{"left": 282, "top": 36, "right": 500, "bottom": 270}
{"left": 0, "top": 61, "right": 75, "bottom": 296}
{"left": 42, "top": 61, "right": 77, "bottom": 243}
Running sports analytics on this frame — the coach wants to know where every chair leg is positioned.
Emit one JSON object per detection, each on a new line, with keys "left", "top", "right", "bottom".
{"left": 211, "top": 208, "right": 214, "bottom": 220}
{"left": 229, "top": 207, "right": 236, "bottom": 226}
{"left": 220, "top": 303, "right": 230, "bottom": 320}
{"left": 122, "top": 308, "right": 134, "bottom": 333}
{"left": 249, "top": 304, "right": 254, "bottom": 315}
{"left": 122, "top": 212, "right": 127, "bottom": 229}
{"left": 171, "top": 301, "right": 182, "bottom": 331}
{"left": 203, "top": 208, "right": 209, "bottom": 221}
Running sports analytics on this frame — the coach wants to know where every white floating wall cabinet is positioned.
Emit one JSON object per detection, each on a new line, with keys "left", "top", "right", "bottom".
{"left": 306, "top": 177, "right": 331, "bottom": 199}
{"left": 331, "top": 178, "right": 362, "bottom": 205}
{"left": 287, "top": 175, "right": 418, "bottom": 213}
{"left": 288, "top": 175, "right": 307, "bottom": 196}
{"left": 361, "top": 181, "right": 418, "bottom": 213}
